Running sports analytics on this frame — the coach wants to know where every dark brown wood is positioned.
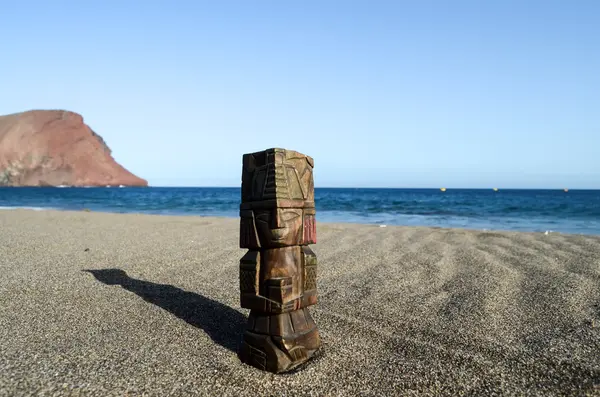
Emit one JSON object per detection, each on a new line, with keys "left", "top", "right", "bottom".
{"left": 238, "top": 148, "right": 320, "bottom": 373}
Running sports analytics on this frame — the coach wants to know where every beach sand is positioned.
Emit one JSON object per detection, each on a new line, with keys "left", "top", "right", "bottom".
{"left": 0, "top": 209, "right": 598, "bottom": 396}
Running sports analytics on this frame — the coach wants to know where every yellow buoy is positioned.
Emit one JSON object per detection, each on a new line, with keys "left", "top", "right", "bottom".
{"left": 493, "top": 188, "right": 498, "bottom": 192}
{"left": 440, "top": 187, "right": 446, "bottom": 192}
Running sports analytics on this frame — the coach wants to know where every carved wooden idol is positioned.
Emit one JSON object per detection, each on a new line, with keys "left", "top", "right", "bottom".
{"left": 238, "top": 148, "right": 320, "bottom": 373}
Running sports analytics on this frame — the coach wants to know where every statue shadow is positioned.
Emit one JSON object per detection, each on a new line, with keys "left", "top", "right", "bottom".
{"left": 83, "top": 268, "right": 246, "bottom": 353}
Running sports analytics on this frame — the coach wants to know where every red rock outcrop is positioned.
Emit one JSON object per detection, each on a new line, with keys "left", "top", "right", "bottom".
{"left": 0, "top": 110, "right": 147, "bottom": 187}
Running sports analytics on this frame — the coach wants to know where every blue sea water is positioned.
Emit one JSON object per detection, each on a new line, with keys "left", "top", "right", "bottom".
{"left": 1, "top": 187, "right": 600, "bottom": 235}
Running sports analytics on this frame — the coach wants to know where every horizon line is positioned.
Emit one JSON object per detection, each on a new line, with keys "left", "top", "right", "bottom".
{"left": 144, "top": 186, "right": 595, "bottom": 190}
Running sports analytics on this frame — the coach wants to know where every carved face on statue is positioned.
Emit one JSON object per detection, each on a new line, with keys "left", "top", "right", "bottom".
{"left": 239, "top": 207, "right": 316, "bottom": 249}
{"left": 240, "top": 148, "right": 317, "bottom": 249}
{"left": 255, "top": 208, "right": 303, "bottom": 247}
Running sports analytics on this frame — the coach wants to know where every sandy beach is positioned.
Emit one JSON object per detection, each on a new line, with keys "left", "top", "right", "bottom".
{"left": 0, "top": 209, "right": 598, "bottom": 396}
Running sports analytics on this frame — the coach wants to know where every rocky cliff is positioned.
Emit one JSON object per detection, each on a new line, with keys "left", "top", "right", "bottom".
{"left": 0, "top": 110, "right": 147, "bottom": 187}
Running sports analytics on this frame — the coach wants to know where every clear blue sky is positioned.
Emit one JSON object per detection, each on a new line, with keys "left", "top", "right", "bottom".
{"left": 1, "top": 0, "right": 598, "bottom": 188}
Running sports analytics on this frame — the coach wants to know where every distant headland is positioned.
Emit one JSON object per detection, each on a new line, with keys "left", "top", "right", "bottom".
{"left": 0, "top": 110, "right": 147, "bottom": 187}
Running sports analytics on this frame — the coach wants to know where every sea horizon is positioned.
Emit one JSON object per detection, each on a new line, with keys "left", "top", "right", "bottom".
{"left": 3, "top": 185, "right": 598, "bottom": 190}
{"left": 158, "top": 187, "right": 598, "bottom": 190}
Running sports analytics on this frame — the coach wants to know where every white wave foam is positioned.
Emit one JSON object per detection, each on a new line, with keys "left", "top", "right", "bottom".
{"left": 0, "top": 206, "right": 53, "bottom": 211}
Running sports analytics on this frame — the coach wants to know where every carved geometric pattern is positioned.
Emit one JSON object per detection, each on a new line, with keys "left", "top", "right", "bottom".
{"left": 242, "top": 148, "right": 314, "bottom": 205}
{"left": 304, "top": 265, "right": 317, "bottom": 291}
{"left": 289, "top": 347, "right": 307, "bottom": 362}
{"left": 247, "top": 345, "right": 267, "bottom": 370}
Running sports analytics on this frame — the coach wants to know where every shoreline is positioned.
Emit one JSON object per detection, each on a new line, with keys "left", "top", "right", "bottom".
{"left": 1, "top": 209, "right": 599, "bottom": 395}
{"left": 0, "top": 206, "right": 597, "bottom": 237}
{"left": 2, "top": 187, "right": 599, "bottom": 236}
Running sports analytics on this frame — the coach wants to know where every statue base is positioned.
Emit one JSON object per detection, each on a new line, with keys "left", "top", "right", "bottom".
{"left": 238, "top": 307, "right": 321, "bottom": 373}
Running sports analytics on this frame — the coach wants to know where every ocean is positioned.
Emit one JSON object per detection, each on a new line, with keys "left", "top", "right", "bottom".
{"left": 1, "top": 187, "right": 599, "bottom": 235}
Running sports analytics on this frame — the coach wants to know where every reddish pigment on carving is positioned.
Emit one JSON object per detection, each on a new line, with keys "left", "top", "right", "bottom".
{"left": 303, "top": 215, "right": 317, "bottom": 244}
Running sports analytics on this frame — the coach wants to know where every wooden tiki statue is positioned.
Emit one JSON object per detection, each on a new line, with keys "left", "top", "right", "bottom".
{"left": 238, "top": 148, "right": 320, "bottom": 373}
